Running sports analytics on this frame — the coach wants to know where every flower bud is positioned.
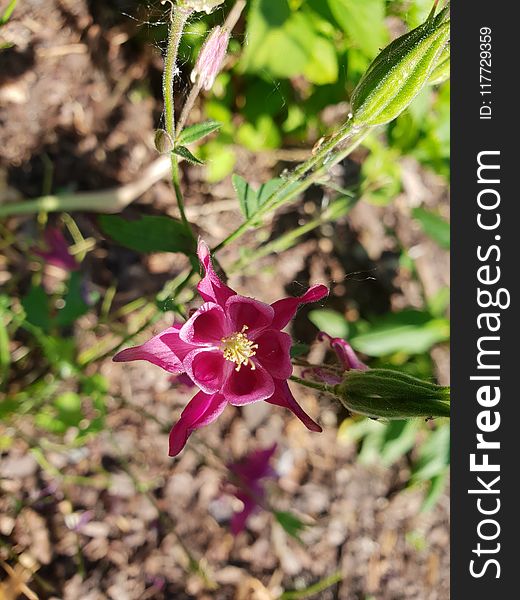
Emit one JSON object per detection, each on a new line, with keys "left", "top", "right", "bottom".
{"left": 351, "top": 5, "right": 450, "bottom": 127}
{"left": 154, "top": 129, "right": 174, "bottom": 153}
{"left": 334, "top": 368, "right": 450, "bottom": 419}
{"left": 191, "top": 25, "right": 230, "bottom": 91}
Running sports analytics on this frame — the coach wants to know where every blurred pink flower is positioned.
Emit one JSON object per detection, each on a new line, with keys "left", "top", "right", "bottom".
{"left": 191, "top": 25, "right": 230, "bottom": 91}
{"left": 33, "top": 227, "right": 79, "bottom": 272}
{"left": 227, "top": 444, "right": 277, "bottom": 535}
{"left": 114, "top": 239, "right": 327, "bottom": 456}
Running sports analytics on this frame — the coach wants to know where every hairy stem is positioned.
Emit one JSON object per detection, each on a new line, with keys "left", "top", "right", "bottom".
{"left": 162, "top": 5, "right": 196, "bottom": 240}
{"left": 289, "top": 375, "right": 334, "bottom": 395}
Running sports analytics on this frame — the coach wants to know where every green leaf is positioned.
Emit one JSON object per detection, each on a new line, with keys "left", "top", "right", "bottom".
{"left": 202, "top": 141, "right": 236, "bottom": 183}
{"left": 411, "top": 423, "right": 450, "bottom": 482}
{"left": 274, "top": 511, "right": 307, "bottom": 541}
{"left": 99, "top": 215, "right": 195, "bottom": 255}
{"left": 290, "top": 343, "right": 309, "bottom": 358}
{"left": 412, "top": 207, "right": 450, "bottom": 249}
{"left": 55, "top": 272, "right": 92, "bottom": 327}
{"left": 177, "top": 120, "right": 222, "bottom": 145}
{"left": 351, "top": 310, "right": 450, "bottom": 356}
{"left": 327, "top": 0, "right": 387, "bottom": 57}
{"left": 379, "top": 420, "right": 419, "bottom": 466}
{"left": 421, "top": 471, "right": 448, "bottom": 511}
{"left": 1, "top": 0, "right": 17, "bottom": 26}
{"left": 236, "top": 115, "right": 281, "bottom": 151}
{"left": 0, "top": 299, "right": 10, "bottom": 387}
{"left": 173, "top": 145, "right": 204, "bottom": 165}
{"left": 308, "top": 309, "right": 349, "bottom": 338}
{"left": 22, "top": 286, "right": 51, "bottom": 332}
{"left": 241, "top": 1, "right": 338, "bottom": 84}
{"left": 232, "top": 174, "right": 285, "bottom": 220}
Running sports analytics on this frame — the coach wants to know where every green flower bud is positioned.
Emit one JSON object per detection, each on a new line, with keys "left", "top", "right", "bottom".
{"left": 428, "top": 45, "right": 450, "bottom": 86}
{"left": 351, "top": 4, "right": 450, "bottom": 127}
{"left": 154, "top": 129, "right": 174, "bottom": 154}
{"left": 334, "top": 368, "right": 450, "bottom": 419}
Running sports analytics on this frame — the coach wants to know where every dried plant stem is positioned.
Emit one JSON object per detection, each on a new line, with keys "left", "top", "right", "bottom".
{"left": 0, "top": 156, "right": 171, "bottom": 217}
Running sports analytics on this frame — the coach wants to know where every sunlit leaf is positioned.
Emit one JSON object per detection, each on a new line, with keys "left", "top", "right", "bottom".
{"left": 99, "top": 215, "right": 195, "bottom": 255}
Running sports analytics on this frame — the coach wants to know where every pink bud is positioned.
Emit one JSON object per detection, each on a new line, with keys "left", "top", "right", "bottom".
{"left": 191, "top": 26, "right": 230, "bottom": 91}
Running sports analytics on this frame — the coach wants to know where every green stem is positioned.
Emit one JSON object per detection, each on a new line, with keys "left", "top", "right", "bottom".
{"left": 228, "top": 194, "right": 358, "bottom": 273}
{"left": 213, "top": 120, "right": 369, "bottom": 252}
{"left": 170, "top": 153, "right": 193, "bottom": 238}
{"left": 163, "top": 7, "right": 190, "bottom": 139}
{"left": 162, "top": 5, "right": 195, "bottom": 239}
{"left": 289, "top": 375, "right": 334, "bottom": 395}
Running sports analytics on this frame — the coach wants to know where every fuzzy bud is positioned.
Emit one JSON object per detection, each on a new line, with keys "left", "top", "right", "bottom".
{"left": 351, "top": 4, "right": 450, "bottom": 127}
{"left": 191, "top": 25, "right": 230, "bottom": 91}
{"left": 428, "top": 45, "right": 450, "bottom": 86}
{"left": 334, "top": 368, "right": 450, "bottom": 419}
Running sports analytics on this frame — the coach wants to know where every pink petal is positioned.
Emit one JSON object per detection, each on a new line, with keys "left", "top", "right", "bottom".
{"left": 33, "top": 228, "right": 79, "bottom": 272}
{"left": 229, "top": 444, "right": 277, "bottom": 483}
{"left": 230, "top": 493, "right": 257, "bottom": 535}
{"left": 317, "top": 332, "right": 368, "bottom": 371}
{"left": 330, "top": 339, "right": 368, "bottom": 371}
{"left": 168, "top": 391, "right": 227, "bottom": 456}
{"left": 225, "top": 295, "right": 274, "bottom": 334}
{"left": 271, "top": 284, "right": 328, "bottom": 330}
{"left": 266, "top": 380, "right": 322, "bottom": 432}
{"left": 197, "top": 239, "right": 236, "bottom": 307}
{"left": 183, "top": 348, "right": 228, "bottom": 394}
{"left": 222, "top": 362, "right": 275, "bottom": 406}
{"left": 113, "top": 325, "right": 194, "bottom": 374}
{"left": 254, "top": 329, "right": 293, "bottom": 379}
{"left": 179, "top": 302, "right": 228, "bottom": 346}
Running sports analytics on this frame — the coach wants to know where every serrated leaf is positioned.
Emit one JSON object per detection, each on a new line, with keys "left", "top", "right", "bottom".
{"left": 177, "top": 120, "right": 222, "bottom": 145}
{"left": 99, "top": 215, "right": 195, "bottom": 255}
{"left": 173, "top": 145, "right": 204, "bottom": 165}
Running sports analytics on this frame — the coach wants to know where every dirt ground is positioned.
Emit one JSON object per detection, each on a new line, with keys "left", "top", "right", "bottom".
{"left": 0, "top": 1, "right": 450, "bottom": 598}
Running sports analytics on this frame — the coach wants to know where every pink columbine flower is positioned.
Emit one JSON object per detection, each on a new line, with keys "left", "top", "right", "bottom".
{"left": 191, "top": 25, "right": 230, "bottom": 91}
{"left": 227, "top": 444, "right": 277, "bottom": 535}
{"left": 33, "top": 227, "right": 79, "bottom": 272}
{"left": 114, "top": 239, "right": 327, "bottom": 456}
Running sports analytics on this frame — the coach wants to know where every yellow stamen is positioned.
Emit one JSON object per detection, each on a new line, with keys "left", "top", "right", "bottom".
{"left": 220, "top": 325, "right": 258, "bottom": 372}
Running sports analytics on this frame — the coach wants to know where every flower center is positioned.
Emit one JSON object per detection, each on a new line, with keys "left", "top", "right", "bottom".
{"left": 220, "top": 325, "right": 258, "bottom": 372}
